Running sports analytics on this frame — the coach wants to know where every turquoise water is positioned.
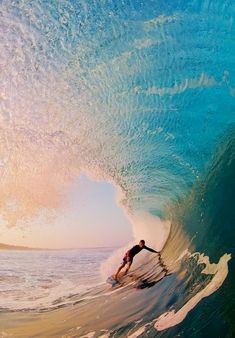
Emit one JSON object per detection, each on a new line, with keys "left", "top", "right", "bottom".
{"left": 1, "top": 0, "right": 235, "bottom": 336}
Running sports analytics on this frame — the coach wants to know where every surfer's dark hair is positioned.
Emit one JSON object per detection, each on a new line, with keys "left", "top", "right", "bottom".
{"left": 140, "top": 240, "right": 145, "bottom": 244}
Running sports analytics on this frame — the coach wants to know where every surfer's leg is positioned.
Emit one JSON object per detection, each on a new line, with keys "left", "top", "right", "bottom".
{"left": 114, "top": 262, "right": 126, "bottom": 280}
{"left": 124, "top": 261, "right": 132, "bottom": 275}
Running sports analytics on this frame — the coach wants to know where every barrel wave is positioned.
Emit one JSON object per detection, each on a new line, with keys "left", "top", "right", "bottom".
{"left": 0, "top": 0, "right": 235, "bottom": 337}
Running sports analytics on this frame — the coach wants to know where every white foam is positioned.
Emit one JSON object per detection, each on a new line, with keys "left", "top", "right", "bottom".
{"left": 78, "top": 331, "right": 96, "bottom": 338}
{"left": 98, "top": 333, "right": 110, "bottom": 338}
{"left": 176, "top": 249, "right": 190, "bottom": 262}
{"left": 132, "top": 73, "right": 217, "bottom": 96}
{"left": 143, "top": 14, "right": 179, "bottom": 31}
{"left": 127, "top": 324, "right": 149, "bottom": 338}
{"left": 129, "top": 212, "right": 171, "bottom": 251}
{"left": 155, "top": 253, "right": 231, "bottom": 331}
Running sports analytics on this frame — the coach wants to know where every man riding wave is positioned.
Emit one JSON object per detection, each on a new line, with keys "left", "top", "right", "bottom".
{"left": 114, "top": 240, "right": 159, "bottom": 280}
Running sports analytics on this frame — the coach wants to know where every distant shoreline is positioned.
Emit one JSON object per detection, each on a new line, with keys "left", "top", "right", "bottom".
{"left": 0, "top": 243, "right": 45, "bottom": 251}
{"left": 0, "top": 243, "right": 118, "bottom": 251}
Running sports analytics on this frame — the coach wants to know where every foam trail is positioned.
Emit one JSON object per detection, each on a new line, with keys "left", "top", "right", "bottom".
{"left": 155, "top": 253, "right": 231, "bottom": 331}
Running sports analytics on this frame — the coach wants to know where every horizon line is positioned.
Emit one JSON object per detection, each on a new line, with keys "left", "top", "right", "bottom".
{"left": 0, "top": 242, "right": 123, "bottom": 251}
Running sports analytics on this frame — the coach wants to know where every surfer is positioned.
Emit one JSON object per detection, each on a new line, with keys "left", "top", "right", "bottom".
{"left": 113, "top": 240, "right": 159, "bottom": 280}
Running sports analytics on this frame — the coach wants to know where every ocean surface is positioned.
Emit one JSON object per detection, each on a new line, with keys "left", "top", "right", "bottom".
{"left": 0, "top": 0, "right": 235, "bottom": 337}
{"left": 0, "top": 248, "right": 114, "bottom": 311}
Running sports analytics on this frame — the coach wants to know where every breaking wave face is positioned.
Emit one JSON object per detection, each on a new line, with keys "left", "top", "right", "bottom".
{"left": 1, "top": 0, "right": 235, "bottom": 336}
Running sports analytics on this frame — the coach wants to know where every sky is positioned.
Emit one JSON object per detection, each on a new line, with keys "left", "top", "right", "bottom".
{"left": 0, "top": 174, "right": 133, "bottom": 249}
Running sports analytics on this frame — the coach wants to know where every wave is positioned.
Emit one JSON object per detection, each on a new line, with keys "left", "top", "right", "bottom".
{"left": 0, "top": 0, "right": 235, "bottom": 336}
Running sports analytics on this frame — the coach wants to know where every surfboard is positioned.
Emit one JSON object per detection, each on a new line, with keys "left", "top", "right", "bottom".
{"left": 106, "top": 276, "right": 120, "bottom": 287}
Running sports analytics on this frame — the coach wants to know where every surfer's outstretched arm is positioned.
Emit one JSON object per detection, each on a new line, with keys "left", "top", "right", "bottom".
{"left": 144, "top": 245, "right": 159, "bottom": 254}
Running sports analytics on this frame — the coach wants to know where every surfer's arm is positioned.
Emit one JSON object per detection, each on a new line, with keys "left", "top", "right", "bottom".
{"left": 144, "top": 245, "right": 159, "bottom": 254}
